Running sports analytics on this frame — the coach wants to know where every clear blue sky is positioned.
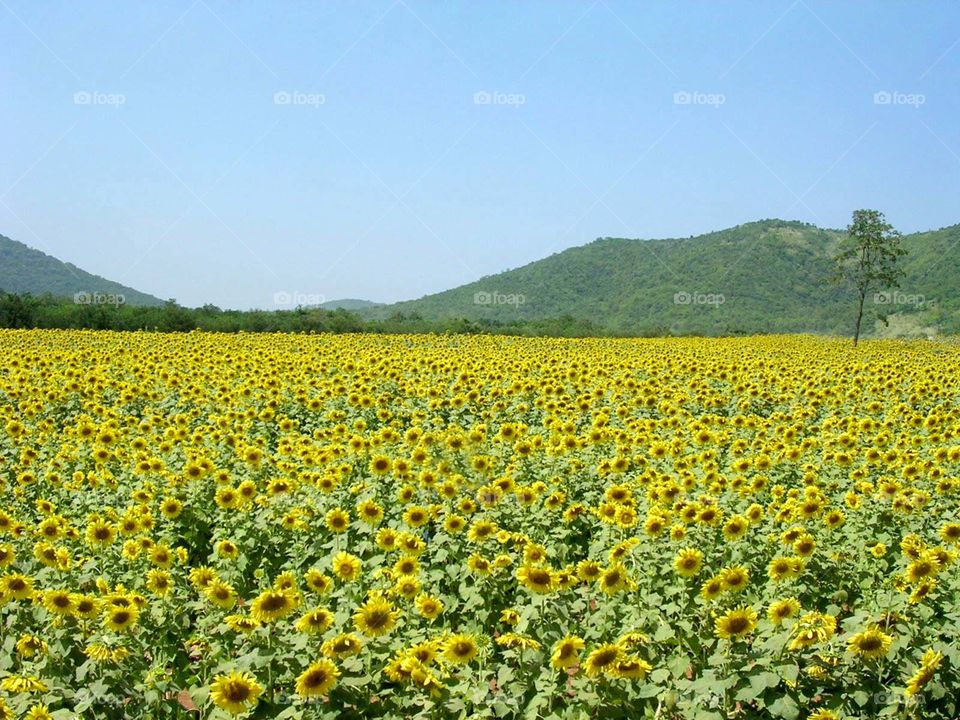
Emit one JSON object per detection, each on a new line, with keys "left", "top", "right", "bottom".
{"left": 2, "top": 1, "right": 959, "bottom": 309}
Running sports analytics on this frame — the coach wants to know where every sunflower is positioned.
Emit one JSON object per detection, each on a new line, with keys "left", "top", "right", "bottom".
{"left": 353, "top": 596, "right": 399, "bottom": 637}
{"left": 909, "top": 578, "right": 936, "bottom": 604}
{"left": 467, "top": 519, "right": 498, "bottom": 543}
{"left": 145, "top": 569, "right": 172, "bottom": 596}
{"left": 906, "top": 554, "right": 940, "bottom": 584}
{"left": 768, "top": 598, "right": 801, "bottom": 626}
{"left": 296, "top": 607, "right": 334, "bottom": 634}
{"left": 73, "top": 595, "right": 100, "bottom": 619}
{"left": 443, "top": 514, "right": 466, "bottom": 533}
{"left": 443, "top": 633, "right": 479, "bottom": 665}
{"left": 202, "top": 579, "right": 237, "bottom": 610}
{"left": 720, "top": 566, "right": 749, "bottom": 593}
{"left": 847, "top": 626, "right": 893, "bottom": 660}
{"left": 250, "top": 588, "right": 298, "bottom": 623}
{"left": 16, "top": 635, "right": 48, "bottom": 658}
{"left": 370, "top": 455, "right": 392, "bottom": 475}
{"left": 721, "top": 515, "right": 748, "bottom": 541}
{"left": 500, "top": 608, "right": 521, "bottom": 625}
{"left": 807, "top": 711, "right": 840, "bottom": 720}
{"left": 613, "top": 655, "right": 653, "bottom": 680}
{"left": 23, "top": 704, "right": 53, "bottom": 720}
{"left": 0, "top": 544, "right": 15, "bottom": 567}
{"left": 42, "top": 589, "right": 76, "bottom": 616}
{"left": 296, "top": 659, "right": 340, "bottom": 698}
{"left": 322, "top": 632, "right": 363, "bottom": 658}
{"left": 325, "top": 508, "right": 350, "bottom": 533}
{"left": 789, "top": 612, "right": 836, "bottom": 651}
{"left": 393, "top": 556, "right": 419, "bottom": 576}
{"left": 550, "top": 635, "right": 584, "bottom": 670}
{"left": 0, "top": 675, "right": 47, "bottom": 693}
{"left": 407, "top": 640, "right": 440, "bottom": 665}
{"left": 599, "top": 564, "right": 632, "bottom": 595}
{"left": 414, "top": 593, "right": 443, "bottom": 620}
{"left": 793, "top": 534, "right": 816, "bottom": 558}
{"left": 331, "top": 552, "right": 362, "bottom": 582}
{"left": 104, "top": 606, "right": 140, "bottom": 632}
{"left": 357, "top": 499, "right": 384, "bottom": 525}
{"left": 210, "top": 670, "right": 263, "bottom": 715}
{"left": 576, "top": 560, "right": 603, "bottom": 582}
{"left": 216, "top": 540, "right": 239, "bottom": 560}
{"left": 767, "top": 556, "right": 802, "bottom": 582}
{"left": 375, "top": 528, "right": 399, "bottom": 551}
{"left": 700, "top": 576, "right": 724, "bottom": 601}
{"left": 225, "top": 614, "right": 260, "bottom": 634}
{"left": 189, "top": 566, "right": 218, "bottom": 590}
{"left": 673, "top": 548, "right": 704, "bottom": 578}
{"left": 160, "top": 497, "right": 183, "bottom": 519}
{"left": 85, "top": 520, "right": 116, "bottom": 547}
{"left": 940, "top": 522, "right": 960, "bottom": 544}
{"left": 517, "top": 564, "right": 554, "bottom": 594}
{"left": 496, "top": 632, "right": 541, "bottom": 652}
{"left": 905, "top": 649, "right": 943, "bottom": 696}
{"left": 715, "top": 606, "right": 758, "bottom": 640}
{"left": 403, "top": 505, "right": 430, "bottom": 528}
{"left": 584, "top": 644, "right": 622, "bottom": 677}
{"left": 304, "top": 569, "right": 333, "bottom": 595}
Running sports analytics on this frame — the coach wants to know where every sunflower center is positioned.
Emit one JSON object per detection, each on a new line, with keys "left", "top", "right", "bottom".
{"left": 223, "top": 682, "right": 251, "bottom": 702}
{"left": 594, "top": 649, "right": 618, "bottom": 666}
{"left": 726, "top": 616, "right": 749, "bottom": 634}
{"left": 261, "top": 594, "right": 289, "bottom": 611}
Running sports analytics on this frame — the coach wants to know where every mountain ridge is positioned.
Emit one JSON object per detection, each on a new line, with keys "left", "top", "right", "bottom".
{"left": 358, "top": 218, "right": 960, "bottom": 336}
{"left": 0, "top": 233, "right": 164, "bottom": 306}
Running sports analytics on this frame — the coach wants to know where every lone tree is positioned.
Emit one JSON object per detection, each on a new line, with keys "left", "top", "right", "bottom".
{"left": 832, "top": 209, "right": 905, "bottom": 346}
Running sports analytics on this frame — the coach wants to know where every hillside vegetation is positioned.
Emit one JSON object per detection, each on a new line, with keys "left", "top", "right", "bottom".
{"left": 362, "top": 220, "right": 959, "bottom": 336}
{"left": 0, "top": 233, "right": 163, "bottom": 306}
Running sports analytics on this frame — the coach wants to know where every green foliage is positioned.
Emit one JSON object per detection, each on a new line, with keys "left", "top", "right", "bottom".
{"left": 832, "top": 210, "right": 906, "bottom": 345}
{"left": 0, "top": 234, "right": 163, "bottom": 306}
{"left": 361, "top": 219, "right": 959, "bottom": 337}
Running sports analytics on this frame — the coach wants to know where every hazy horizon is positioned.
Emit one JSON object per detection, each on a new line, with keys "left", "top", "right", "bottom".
{"left": 3, "top": 1, "right": 959, "bottom": 309}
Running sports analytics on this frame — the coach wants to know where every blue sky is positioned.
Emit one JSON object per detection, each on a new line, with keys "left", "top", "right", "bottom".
{"left": 2, "top": 1, "right": 959, "bottom": 309}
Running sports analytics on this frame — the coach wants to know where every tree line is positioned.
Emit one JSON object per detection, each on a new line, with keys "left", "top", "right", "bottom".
{"left": 0, "top": 293, "right": 614, "bottom": 337}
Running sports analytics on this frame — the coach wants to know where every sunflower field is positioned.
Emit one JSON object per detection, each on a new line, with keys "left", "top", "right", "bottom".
{"left": 0, "top": 330, "right": 958, "bottom": 720}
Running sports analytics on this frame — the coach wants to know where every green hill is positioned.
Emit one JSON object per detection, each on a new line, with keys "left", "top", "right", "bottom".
{"left": 318, "top": 298, "right": 383, "bottom": 311}
{"left": 362, "top": 219, "right": 960, "bottom": 336}
{"left": 0, "top": 233, "right": 163, "bottom": 306}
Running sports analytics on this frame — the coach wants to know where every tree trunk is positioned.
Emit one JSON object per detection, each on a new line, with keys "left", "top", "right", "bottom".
{"left": 853, "top": 290, "right": 866, "bottom": 346}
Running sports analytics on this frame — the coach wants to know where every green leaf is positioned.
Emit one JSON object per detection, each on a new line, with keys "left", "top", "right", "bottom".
{"left": 767, "top": 693, "right": 800, "bottom": 720}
